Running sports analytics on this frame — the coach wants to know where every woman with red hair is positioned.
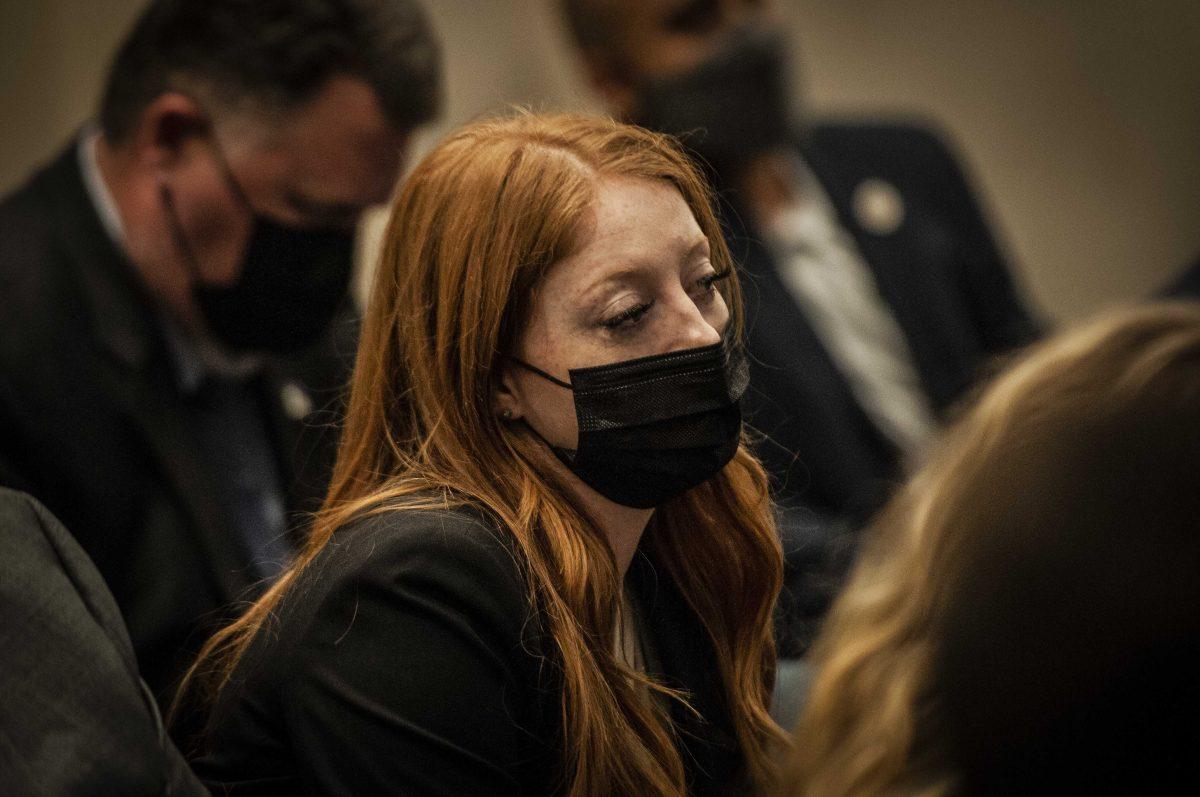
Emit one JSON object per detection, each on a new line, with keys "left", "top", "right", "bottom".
{"left": 183, "top": 112, "right": 787, "bottom": 795}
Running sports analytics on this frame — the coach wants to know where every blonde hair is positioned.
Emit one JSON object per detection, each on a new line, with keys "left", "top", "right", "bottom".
{"left": 180, "top": 112, "right": 786, "bottom": 795}
{"left": 783, "top": 302, "right": 1200, "bottom": 795}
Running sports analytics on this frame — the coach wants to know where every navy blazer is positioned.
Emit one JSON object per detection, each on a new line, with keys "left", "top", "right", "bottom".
{"left": 0, "top": 144, "right": 358, "bottom": 700}
{"left": 717, "top": 122, "right": 1040, "bottom": 651}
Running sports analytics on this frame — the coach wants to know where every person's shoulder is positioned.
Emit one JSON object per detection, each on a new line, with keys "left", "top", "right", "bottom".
{"left": 0, "top": 145, "right": 91, "bottom": 359}
{"left": 0, "top": 145, "right": 75, "bottom": 266}
{"left": 0, "top": 487, "right": 139, "bottom": 669}
{"left": 1161, "top": 253, "right": 1200, "bottom": 300}
{"left": 306, "top": 502, "right": 530, "bottom": 617}
{"left": 0, "top": 488, "right": 57, "bottom": 571}
{"left": 0, "top": 486, "right": 42, "bottom": 525}
{"left": 0, "top": 154, "right": 57, "bottom": 220}
{"left": 804, "top": 116, "right": 961, "bottom": 172}
{"left": 0, "top": 487, "right": 78, "bottom": 558}
{"left": 250, "top": 500, "right": 542, "bottom": 695}
{"left": 333, "top": 502, "right": 518, "bottom": 567}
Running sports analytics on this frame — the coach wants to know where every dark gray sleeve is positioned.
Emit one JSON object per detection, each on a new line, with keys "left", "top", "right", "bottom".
{"left": 0, "top": 487, "right": 205, "bottom": 796}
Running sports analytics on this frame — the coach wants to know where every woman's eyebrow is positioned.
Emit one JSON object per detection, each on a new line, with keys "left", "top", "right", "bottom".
{"left": 685, "top": 236, "right": 711, "bottom": 260}
{"left": 577, "top": 267, "right": 643, "bottom": 307}
{"left": 672, "top": 236, "right": 712, "bottom": 273}
{"left": 575, "top": 237, "right": 711, "bottom": 306}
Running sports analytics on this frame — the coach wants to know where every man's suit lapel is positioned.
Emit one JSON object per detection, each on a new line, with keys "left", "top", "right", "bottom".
{"left": 800, "top": 135, "right": 970, "bottom": 412}
{"left": 48, "top": 146, "right": 256, "bottom": 605}
{"left": 722, "top": 194, "right": 887, "bottom": 464}
{"left": 256, "top": 366, "right": 322, "bottom": 547}
{"left": 103, "top": 369, "right": 257, "bottom": 604}
{"left": 257, "top": 303, "right": 358, "bottom": 534}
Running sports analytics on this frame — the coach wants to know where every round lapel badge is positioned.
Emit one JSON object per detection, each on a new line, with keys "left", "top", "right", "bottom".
{"left": 852, "top": 178, "right": 905, "bottom": 236}
{"left": 280, "top": 380, "right": 314, "bottom": 421}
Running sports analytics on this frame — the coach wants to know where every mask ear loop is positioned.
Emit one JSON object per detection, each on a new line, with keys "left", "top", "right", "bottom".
{"left": 202, "top": 126, "right": 257, "bottom": 215}
{"left": 502, "top": 356, "right": 579, "bottom": 460}
{"left": 517, "top": 416, "right": 578, "bottom": 463}
{"left": 506, "top": 356, "right": 573, "bottom": 390}
{"left": 159, "top": 180, "right": 208, "bottom": 286}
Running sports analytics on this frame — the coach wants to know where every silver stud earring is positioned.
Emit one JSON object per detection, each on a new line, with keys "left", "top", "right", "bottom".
{"left": 501, "top": 409, "right": 513, "bottom": 420}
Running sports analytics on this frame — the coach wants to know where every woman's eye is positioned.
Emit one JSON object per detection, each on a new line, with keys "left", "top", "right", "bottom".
{"left": 601, "top": 300, "right": 655, "bottom": 331}
{"left": 695, "top": 269, "right": 732, "bottom": 298}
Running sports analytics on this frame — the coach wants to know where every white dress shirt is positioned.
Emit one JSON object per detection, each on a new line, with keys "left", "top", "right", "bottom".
{"left": 760, "top": 157, "right": 937, "bottom": 464}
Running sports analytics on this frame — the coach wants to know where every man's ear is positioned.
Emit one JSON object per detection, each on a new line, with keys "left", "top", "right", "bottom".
{"left": 579, "top": 46, "right": 639, "bottom": 121}
{"left": 129, "top": 92, "right": 211, "bottom": 171}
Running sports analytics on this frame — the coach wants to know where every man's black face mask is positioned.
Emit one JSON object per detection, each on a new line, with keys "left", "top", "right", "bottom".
{"left": 511, "top": 338, "right": 749, "bottom": 509}
{"left": 160, "top": 135, "right": 355, "bottom": 355}
{"left": 633, "top": 24, "right": 793, "bottom": 173}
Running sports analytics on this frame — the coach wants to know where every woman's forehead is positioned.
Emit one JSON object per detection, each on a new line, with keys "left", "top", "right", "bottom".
{"left": 548, "top": 176, "right": 707, "bottom": 294}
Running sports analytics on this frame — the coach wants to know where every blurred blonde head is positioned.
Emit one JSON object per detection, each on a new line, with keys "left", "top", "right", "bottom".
{"left": 784, "top": 303, "right": 1200, "bottom": 795}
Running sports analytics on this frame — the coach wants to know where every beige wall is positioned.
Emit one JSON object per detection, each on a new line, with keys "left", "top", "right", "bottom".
{"left": 789, "top": 0, "right": 1200, "bottom": 320}
{"left": 0, "top": 2, "right": 144, "bottom": 186}
{"left": 3, "top": 0, "right": 1197, "bottom": 322}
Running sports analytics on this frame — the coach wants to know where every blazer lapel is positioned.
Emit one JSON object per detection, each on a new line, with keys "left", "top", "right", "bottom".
{"left": 735, "top": 229, "right": 870, "bottom": 411}
{"left": 257, "top": 304, "right": 359, "bottom": 533}
{"left": 50, "top": 145, "right": 256, "bottom": 605}
{"left": 628, "top": 548, "right": 743, "bottom": 794}
{"left": 799, "top": 138, "right": 971, "bottom": 411}
{"left": 256, "top": 366, "right": 318, "bottom": 548}
{"left": 103, "top": 367, "right": 257, "bottom": 604}
{"left": 722, "top": 193, "right": 890, "bottom": 463}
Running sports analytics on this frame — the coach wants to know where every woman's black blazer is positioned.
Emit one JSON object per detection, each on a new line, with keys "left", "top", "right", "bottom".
{"left": 193, "top": 505, "right": 749, "bottom": 795}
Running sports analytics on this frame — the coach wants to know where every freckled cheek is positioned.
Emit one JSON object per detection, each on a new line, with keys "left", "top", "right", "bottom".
{"left": 524, "top": 378, "right": 581, "bottom": 450}
{"left": 551, "top": 394, "right": 581, "bottom": 450}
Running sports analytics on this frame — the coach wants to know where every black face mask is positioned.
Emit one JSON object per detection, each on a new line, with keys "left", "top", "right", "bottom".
{"left": 512, "top": 339, "right": 748, "bottom": 509}
{"left": 633, "top": 24, "right": 793, "bottom": 173}
{"left": 160, "top": 139, "right": 355, "bottom": 355}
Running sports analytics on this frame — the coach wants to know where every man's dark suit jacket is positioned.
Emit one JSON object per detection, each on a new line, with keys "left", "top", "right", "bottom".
{"left": 719, "top": 123, "right": 1040, "bottom": 651}
{"left": 0, "top": 145, "right": 356, "bottom": 700}
{"left": 0, "top": 487, "right": 205, "bottom": 796}
{"left": 196, "top": 507, "right": 749, "bottom": 795}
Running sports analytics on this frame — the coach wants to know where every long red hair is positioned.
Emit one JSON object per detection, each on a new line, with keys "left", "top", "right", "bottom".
{"left": 182, "top": 112, "right": 786, "bottom": 795}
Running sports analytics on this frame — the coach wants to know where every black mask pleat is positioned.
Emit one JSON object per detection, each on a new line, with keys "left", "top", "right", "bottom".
{"left": 514, "top": 339, "right": 748, "bottom": 508}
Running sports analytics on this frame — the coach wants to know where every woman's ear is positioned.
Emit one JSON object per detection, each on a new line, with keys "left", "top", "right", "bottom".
{"left": 493, "top": 363, "right": 524, "bottom": 422}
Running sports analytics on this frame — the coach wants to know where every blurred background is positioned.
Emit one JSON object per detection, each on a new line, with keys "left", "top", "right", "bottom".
{"left": 2, "top": 0, "right": 1197, "bottom": 322}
